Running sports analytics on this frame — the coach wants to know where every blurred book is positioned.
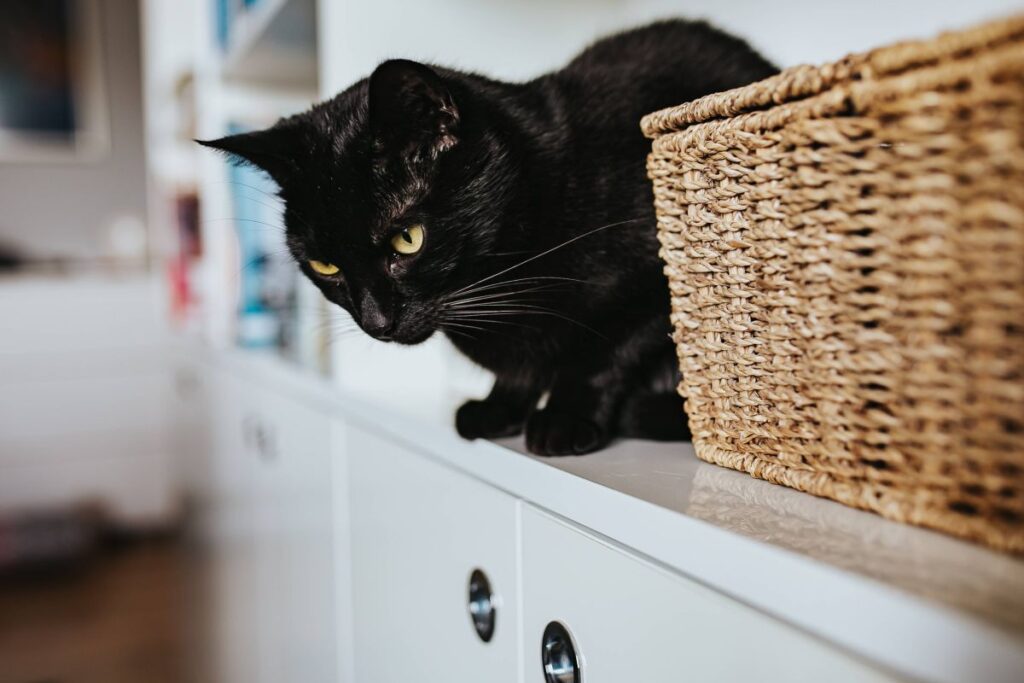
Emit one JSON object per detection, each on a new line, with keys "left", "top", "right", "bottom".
{"left": 226, "top": 122, "right": 282, "bottom": 349}
{"left": 214, "top": 0, "right": 232, "bottom": 50}
{"left": 224, "top": 122, "right": 331, "bottom": 373}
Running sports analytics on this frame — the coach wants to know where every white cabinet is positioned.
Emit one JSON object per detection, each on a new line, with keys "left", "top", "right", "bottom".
{"left": 520, "top": 505, "right": 894, "bottom": 682}
{"left": 0, "top": 274, "right": 174, "bottom": 524}
{"left": 201, "top": 365, "right": 336, "bottom": 683}
{"left": 167, "top": 357, "right": 210, "bottom": 500}
{"left": 204, "top": 369, "right": 261, "bottom": 683}
{"left": 0, "top": 275, "right": 175, "bottom": 524}
{"left": 346, "top": 425, "right": 520, "bottom": 683}
{"left": 0, "top": 350, "right": 176, "bottom": 522}
{"left": 198, "top": 353, "right": 1011, "bottom": 683}
{"left": 262, "top": 388, "right": 337, "bottom": 683}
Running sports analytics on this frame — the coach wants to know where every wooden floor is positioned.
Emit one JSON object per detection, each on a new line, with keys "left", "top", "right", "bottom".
{"left": 0, "top": 538, "right": 194, "bottom": 683}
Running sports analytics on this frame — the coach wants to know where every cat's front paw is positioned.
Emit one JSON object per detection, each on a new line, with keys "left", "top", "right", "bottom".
{"left": 525, "top": 409, "right": 609, "bottom": 456}
{"left": 456, "top": 399, "right": 527, "bottom": 440}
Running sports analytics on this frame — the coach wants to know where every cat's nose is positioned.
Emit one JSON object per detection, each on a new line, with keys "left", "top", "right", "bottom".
{"left": 359, "top": 296, "right": 393, "bottom": 338}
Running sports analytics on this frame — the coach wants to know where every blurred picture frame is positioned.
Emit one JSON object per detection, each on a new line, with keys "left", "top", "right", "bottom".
{"left": 0, "top": 0, "right": 109, "bottom": 162}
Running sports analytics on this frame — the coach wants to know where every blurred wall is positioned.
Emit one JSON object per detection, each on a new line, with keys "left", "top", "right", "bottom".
{"left": 0, "top": 0, "right": 147, "bottom": 262}
{"left": 322, "top": 0, "right": 1022, "bottom": 89}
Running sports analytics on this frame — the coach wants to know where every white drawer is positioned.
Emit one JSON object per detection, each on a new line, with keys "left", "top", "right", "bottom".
{"left": 202, "top": 368, "right": 338, "bottom": 683}
{"left": 521, "top": 505, "right": 896, "bottom": 682}
{"left": 347, "top": 426, "right": 519, "bottom": 683}
{"left": 251, "top": 388, "right": 336, "bottom": 683}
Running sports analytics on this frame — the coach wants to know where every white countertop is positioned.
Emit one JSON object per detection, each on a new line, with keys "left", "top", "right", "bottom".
{"left": 208, "top": 345, "right": 1024, "bottom": 683}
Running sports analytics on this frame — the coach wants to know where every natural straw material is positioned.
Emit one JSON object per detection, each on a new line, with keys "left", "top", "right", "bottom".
{"left": 642, "top": 16, "right": 1024, "bottom": 552}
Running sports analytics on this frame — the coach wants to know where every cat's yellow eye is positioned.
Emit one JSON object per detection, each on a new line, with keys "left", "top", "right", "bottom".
{"left": 309, "top": 260, "right": 340, "bottom": 276}
{"left": 391, "top": 225, "right": 425, "bottom": 255}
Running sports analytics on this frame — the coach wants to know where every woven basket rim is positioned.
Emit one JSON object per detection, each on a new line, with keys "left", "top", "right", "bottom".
{"left": 640, "top": 13, "right": 1024, "bottom": 138}
{"left": 646, "top": 41, "right": 1024, "bottom": 152}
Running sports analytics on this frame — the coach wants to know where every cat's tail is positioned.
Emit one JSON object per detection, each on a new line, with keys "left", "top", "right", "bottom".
{"left": 618, "top": 391, "right": 692, "bottom": 442}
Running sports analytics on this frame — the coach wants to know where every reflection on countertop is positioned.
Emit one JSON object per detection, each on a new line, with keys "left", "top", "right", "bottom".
{"left": 498, "top": 436, "right": 1024, "bottom": 640}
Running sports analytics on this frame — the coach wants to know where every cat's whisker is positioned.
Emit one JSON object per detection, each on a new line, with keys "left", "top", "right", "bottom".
{"left": 439, "top": 320, "right": 496, "bottom": 341}
{"left": 273, "top": 304, "right": 343, "bottom": 316}
{"left": 229, "top": 196, "right": 289, "bottom": 222}
{"left": 449, "top": 274, "right": 587, "bottom": 301}
{"left": 445, "top": 306, "right": 607, "bottom": 339}
{"left": 216, "top": 180, "right": 282, "bottom": 201}
{"left": 445, "top": 303, "right": 558, "bottom": 315}
{"left": 485, "top": 249, "right": 534, "bottom": 257}
{"left": 212, "top": 179, "right": 305, "bottom": 217}
{"left": 324, "top": 326, "right": 367, "bottom": 342}
{"left": 448, "top": 217, "right": 644, "bottom": 297}
{"left": 448, "top": 276, "right": 579, "bottom": 296}
{"left": 203, "top": 217, "right": 287, "bottom": 233}
{"left": 207, "top": 181, "right": 319, "bottom": 231}
{"left": 451, "top": 276, "right": 577, "bottom": 293}
{"left": 444, "top": 306, "right": 554, "bottom": 319}
{"left": 311, "top": 315, "right": 355, "bottom": 328}
{"left": 219, "top": 180, "right": 319, "bottom": 231}
{"left": 443, "top": 282, "right": 579, "bottom": 312}
{"left": 442, "top": 315, "right": 540, "bottom": 332}
{"left": 237, "top": 246, "right": 295, "bottom": 274}
{"left": 440, "top": 320, "right": 491, "bottom": 335}
{"left": 444, "top": 284, "right": 562, "bottom": 308}
{"left": 441, "top": 326, "right": 478, "bottom": 341}
{"left": 320, "top": 319, "right": 360, "bottom": 331}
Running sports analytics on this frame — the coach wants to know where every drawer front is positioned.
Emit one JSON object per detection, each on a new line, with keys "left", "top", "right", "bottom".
{"left": 521, "top": 505, "right": 895, "bottom": 683}
{"left": 203, "top": 372, "right": 338, "bottom": 683}
{"left": 167, "top": 361, "right": 210, "bottom": 496}
{"left": 255, "top": 390, "right": 337, "bottom": 683}
{"left": 347, "top": 426, "right": 519, "bottom": 683}
{"left": 204, "top": 370, "right": 261, "bottom": 683}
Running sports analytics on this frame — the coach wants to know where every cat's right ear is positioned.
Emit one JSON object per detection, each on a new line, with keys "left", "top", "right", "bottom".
{"left": 368, "top": 59, "right": 459, "bottom": 162}
{"left": 196, "top": 121, "right": 303, "bottom": 185}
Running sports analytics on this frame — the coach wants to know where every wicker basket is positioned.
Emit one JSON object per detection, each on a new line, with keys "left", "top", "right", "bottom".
{"left": 642, "top": 16, "right": 1024, "bottom": 552}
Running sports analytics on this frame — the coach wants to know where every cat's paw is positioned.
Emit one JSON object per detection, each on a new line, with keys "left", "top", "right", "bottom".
{"left": 456, "top": 399, "right": 526, "bottom": 440}
{"left": 525, "top": 409, "right": 609, "bottom": 456}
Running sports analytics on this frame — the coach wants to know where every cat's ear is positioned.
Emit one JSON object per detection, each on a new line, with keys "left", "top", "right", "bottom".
{"left": 368, "top": 59, "right": 459, "bottom": 161}
{"left": 196, "top": 121, "right": 303, "bottom": 184}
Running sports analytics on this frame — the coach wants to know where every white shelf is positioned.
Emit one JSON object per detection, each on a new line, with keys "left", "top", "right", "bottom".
{"left": 220, "top": 0, "right": 318, "bottom": 89}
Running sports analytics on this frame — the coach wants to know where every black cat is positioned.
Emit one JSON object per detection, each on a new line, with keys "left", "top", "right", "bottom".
{"left": 200, "top": 20, "right": 776, "bottom": 455}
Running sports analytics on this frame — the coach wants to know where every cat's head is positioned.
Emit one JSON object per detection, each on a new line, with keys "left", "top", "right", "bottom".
{"left": 199, "top": 60, "right": 515, "bottom": 344}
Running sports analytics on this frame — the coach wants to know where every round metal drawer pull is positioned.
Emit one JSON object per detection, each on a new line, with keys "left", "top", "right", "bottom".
{"left": 542, "top": 621, "right": 580, "bottom": 683}
{"left": 468, "top": 569, "right": 496, "bottom": 642}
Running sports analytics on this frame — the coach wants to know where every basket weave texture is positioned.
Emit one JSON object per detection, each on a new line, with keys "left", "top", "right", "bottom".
{"left": 642, "top": 16, "right": 1024, "bottom": 552}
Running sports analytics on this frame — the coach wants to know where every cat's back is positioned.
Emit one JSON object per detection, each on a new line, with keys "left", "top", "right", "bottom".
{"left": 550, "top": 19, "right": 776, "bottom": 128}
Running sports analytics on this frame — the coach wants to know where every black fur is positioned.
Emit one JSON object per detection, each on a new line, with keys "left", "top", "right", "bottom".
{"left": 199, "top": 20, "right": 776, "bottom": 455}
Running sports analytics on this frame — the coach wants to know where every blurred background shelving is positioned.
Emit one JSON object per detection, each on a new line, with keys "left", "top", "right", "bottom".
{"left": 145, "top": 0, "right": 327, "bottom": 371}
{"left": 218, "top": 0, "right": 318, "bottom": 88}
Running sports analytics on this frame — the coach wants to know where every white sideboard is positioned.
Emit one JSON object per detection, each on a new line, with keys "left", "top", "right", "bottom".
{"left": 0, "top": 274, "right": 178, "bottom": 525}
{"left": 185, "top": 346, "right": 1024, "bottom": 683}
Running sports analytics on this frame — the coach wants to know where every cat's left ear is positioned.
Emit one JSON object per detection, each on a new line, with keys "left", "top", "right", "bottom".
{"left": 196, "top": 119, "right": 303, "bottom": 185}
{"left": 368, "top": 59, "right": 459, "bottom": 161}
